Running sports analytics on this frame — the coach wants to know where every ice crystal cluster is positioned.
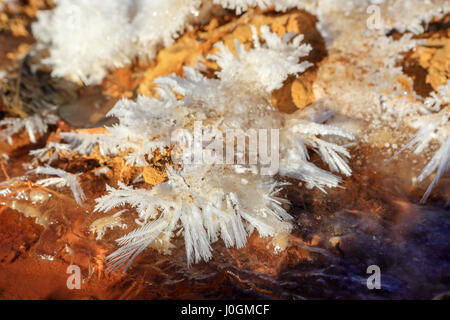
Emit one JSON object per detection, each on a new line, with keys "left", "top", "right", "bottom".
{"left": 395, "top": 81, "right": 449, "bottom": 203}
{"left": 28, "top": 166, "right": 86, "bottom": 205}
{"left": 0, "top": 112, "right": 58, "bottom": 144}
{"left": 61, "top": 25, "right": 354, "bottom": 269}
{"left": 32, "top": 0, "right": 202, "bottom": 85}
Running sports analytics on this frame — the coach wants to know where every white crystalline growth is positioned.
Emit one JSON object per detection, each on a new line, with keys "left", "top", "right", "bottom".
{"left": 213, "top": 0, "right": 309, "bottom": 14}
{"left": 29, "top": 142, "right": 71, "bottom": 164}
{"left": 83, "top": 25, "right": 354, "bottom": 269}
{"left": 32, "top": 0, "right": 132, "bottom": 85}
{"left": 0, "top": 113, "right": 58, "bottom": 145}
{"left": 155, "top": 25, "right": 313, "bottom": 130}
{"left": 61, "top": 90, "right": 186, "bottom": 167}
{"left": 381, "top": 0, "right": 449, "bottom": 35}
{"left": 417, "top": 136, "right": 449, "bottom": 203}
{"left": 32, "top": 0, "right": 202, "bottom": 85}
{"left": 213, "top": 0, "right": 273, "bottom": 14}
{"left": 28, "top": 166, "right": 86, "bottom": 205}
{"left": 280, "top": 111, "right": 354, "bottom": 192}
{"left": 90, "top": 209, "right": 127, "bottom": 241}
{"left": 131, "top": 0, "right": 202, "bottom": 60}
{"left": 395, "top": 81, "right": 450, "bottom": 203}
{"left": 210, "top": 25, "right": 312, "bottom": 93}
{"left": 95, "top": 166, "right": 292, "bottom": 270}
{"left": 399, "top": 110, "right": 449, "bottom": 203}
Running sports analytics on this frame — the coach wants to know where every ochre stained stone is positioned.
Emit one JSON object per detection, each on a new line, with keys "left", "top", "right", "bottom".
{"left": 142, "top": 165, "right": 167, "bottom": 186}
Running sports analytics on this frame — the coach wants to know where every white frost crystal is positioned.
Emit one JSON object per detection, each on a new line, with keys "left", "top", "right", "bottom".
{"left": 29, "top": 142, "right": 71, "bottom": 164}
{"left": 96, "top": 167, "right": 292, "bottom": 269}
{"left": 131, "top": 0, "right": 203, "bottom": 59}
{"left": 32, "top": 0, "right": 202, "bottom": 85}
{"left": 90, "top": 209, "right": 128, "bottom": 241}
{"left": 210, "top": 25, "right": 312, "bottom": 93}
{"left": 417, "top": 136, "right": 449, "bottom": 203}
{"left": 397, "top": 82, "right": 450, "bottom": 203}
{"left": 0, "top": 113, "right": 58, "bottom": 145}
{"left": 29, "top": 166, "right": 86, "bottom": 205}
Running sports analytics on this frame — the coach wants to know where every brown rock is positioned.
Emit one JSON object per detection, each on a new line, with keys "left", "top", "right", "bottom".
{"left": 142, "top": 166, "right": 167, "bottom": 186}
